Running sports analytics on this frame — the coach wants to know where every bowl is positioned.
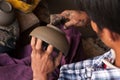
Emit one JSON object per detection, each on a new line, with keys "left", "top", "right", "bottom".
{"left": 0, "top": 1, "right": 15, "bottom": 26}
{"left": 30, "top": 24, "right": 70, "bottom": 56}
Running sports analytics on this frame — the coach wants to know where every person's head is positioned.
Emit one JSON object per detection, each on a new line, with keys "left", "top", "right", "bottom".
{"left": 77, "top": 0, "right": 120, "bottom": 49}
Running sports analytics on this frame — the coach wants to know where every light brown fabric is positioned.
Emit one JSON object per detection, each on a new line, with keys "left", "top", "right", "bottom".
{"left": 16, "top": 11, "right": 39, "bottom": 32}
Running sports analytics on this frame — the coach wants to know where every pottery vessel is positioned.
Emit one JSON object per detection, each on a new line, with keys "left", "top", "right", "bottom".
{"left": 0, "top": 1, "right": 19, "bottom": 53}
{"left": 30, "top": 24, "right": 70, "bottom": 56}
{"left": 0, "top": 1, "right": 15, "bottom": 26}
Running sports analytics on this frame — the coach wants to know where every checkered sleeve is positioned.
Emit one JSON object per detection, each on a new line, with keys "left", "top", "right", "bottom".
{"left": 58, "top": 59, "right": 95, "bottom": 80}
{"left": 92, "top": 69, "right": 120, "bottom": 79}
{"left": 58, "top": 49, "right": 120, "bottom": 80}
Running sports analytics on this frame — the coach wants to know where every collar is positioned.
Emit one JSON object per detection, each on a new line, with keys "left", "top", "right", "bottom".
{"left": 102, "top": 49, "right": 117, "bottom": 69}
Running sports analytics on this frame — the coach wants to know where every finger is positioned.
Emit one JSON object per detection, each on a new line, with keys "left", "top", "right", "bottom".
{"left": 60, "top": 10, "right": 71, "bottom": 18}
{"left": 55, "top": 52, "right": 63, "bottom": 67}
{"left": 31, "top": 36, "right": 36, "bottom": 49}
{"left": 35, "top": 39, "right": 42, "bottom": 52}
{"left": 64, "top": 20, "right": 75, "bottom": 28}
{"left": 46, "top": 45, "right": 53, "bottom": 55}
{"left": 76, "top": 20, "right": 86, "bottom": 27}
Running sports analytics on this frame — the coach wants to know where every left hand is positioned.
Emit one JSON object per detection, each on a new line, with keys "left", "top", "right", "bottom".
{"left": 60, "top": 10, "right": 90, "bottom": 28}
{"left": 31, "top": 37, "right": 62, "bottom": 80}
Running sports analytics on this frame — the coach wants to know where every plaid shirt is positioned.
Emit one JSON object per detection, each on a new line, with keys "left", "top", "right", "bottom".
{"left": 58, "top": 49, "right": 120, "bottom": 80}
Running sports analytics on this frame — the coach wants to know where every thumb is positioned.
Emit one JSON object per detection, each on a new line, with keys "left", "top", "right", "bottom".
{"left": 64, "top": 20, "right": 76, "bottom": 28}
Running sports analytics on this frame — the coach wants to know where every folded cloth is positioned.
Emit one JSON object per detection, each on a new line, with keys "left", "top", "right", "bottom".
{"left": 0, "top": 53, "right": 32, "bottom": 80}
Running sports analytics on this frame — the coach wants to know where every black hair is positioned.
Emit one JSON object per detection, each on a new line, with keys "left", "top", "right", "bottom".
{"left": 76, "top": 0, "right": 120, "bottom": 34}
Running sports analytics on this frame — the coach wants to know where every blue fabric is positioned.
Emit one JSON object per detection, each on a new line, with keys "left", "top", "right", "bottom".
{"left": 58, "top": 49, "right": 120, "bottom": 80}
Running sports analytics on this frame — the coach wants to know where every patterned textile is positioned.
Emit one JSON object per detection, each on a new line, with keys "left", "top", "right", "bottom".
{"left": 58, "top": 49, "right": 120, "bottom": 80}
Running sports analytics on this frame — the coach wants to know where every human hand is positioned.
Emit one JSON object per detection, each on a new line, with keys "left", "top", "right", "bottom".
{"left": 31, "top": 37, "right": 62, "bottom": 80}
{"left": 60, "top": 10, "right": 90, "bottom": 29}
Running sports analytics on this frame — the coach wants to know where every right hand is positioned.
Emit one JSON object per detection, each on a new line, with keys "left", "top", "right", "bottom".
{"left": 31, "top": 37, "right": 62, "bottom": 80}
{"left": 60, "top": 10, "right": 90, "bottom": 28}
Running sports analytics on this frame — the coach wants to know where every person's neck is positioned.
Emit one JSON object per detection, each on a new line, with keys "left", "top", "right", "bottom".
{"left": 114, "top": 47, "right": 120, "bottom": 68}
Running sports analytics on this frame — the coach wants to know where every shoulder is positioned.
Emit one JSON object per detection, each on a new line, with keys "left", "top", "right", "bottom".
{"left": 61, "top": 49, "right": 113, "bottom": 70}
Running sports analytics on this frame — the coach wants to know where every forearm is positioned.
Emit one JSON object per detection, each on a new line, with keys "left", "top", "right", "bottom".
{"left": 33, "top": 74, "right": 48, "bottom": 80}
{"left": 33, "top": 76, "right": 48, "bottom": 80}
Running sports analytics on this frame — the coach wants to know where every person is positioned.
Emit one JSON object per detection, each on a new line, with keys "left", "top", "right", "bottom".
{"left": 31, "top": 0, "right": 120, "bottom": 79}
{"left": 0, "top": 0, "right": 88, "bottom": 80}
